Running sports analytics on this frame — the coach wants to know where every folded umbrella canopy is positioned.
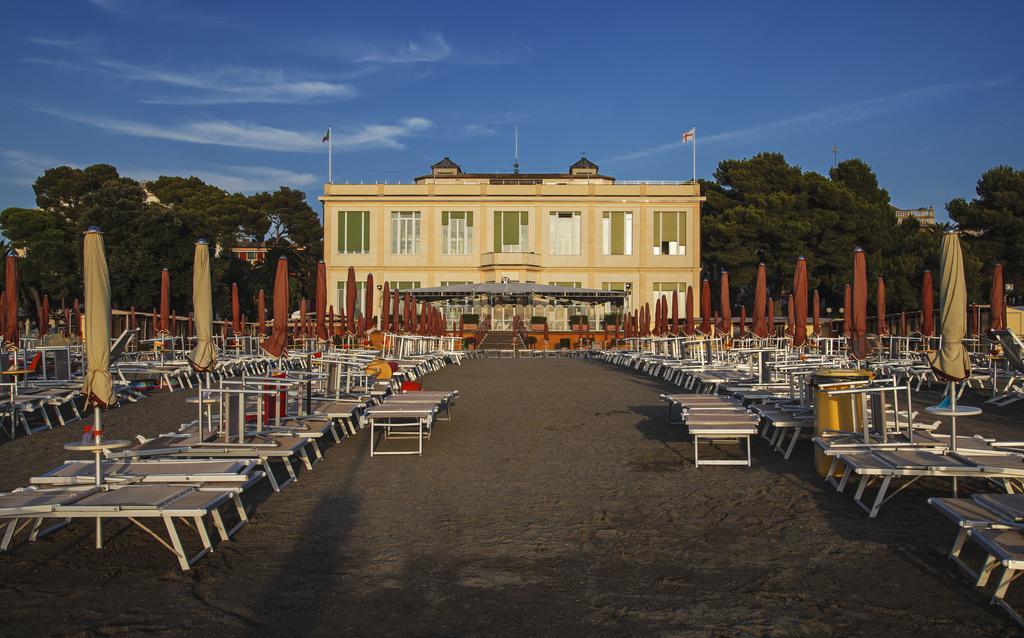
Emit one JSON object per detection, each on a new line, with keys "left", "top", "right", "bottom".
{"left": 261, "top": 256, "right": 289, "bottom": 358}
{"left": 928, "top": 231, "right": 971, "bottom": 381}
{"left": 684, "top": 287, "right": 694, "bottom": 336}
{"left": 391, "top": 290, "right": 400, "bottom": 333}
{"left": 787, "top": 294, "right": 795, "bottom": 339}
{"left": 315, "top": 261, "right": 328, "bottom": 341}
{"left": 671, "top": 290, "right": 679, "bottom": 335}
{"left": 364, "top": 273, "right": 374, "bottom": 334}
{"left": 792, "top": 257, "right": 808, "bottom": 347}
{"left": 39, "top": 294, "right": 49, "bottom": 338}
{"left": 739, "top": 306, "right": 747, "bottom": 337}
{"left": 160, "top": 268, "right": 171, "bottom": 335}
{"left": 187, "top": 312, "right": 193, "bottom": 338}
{"left": 752, "top": 263, "right": 769, "bottom": 338}
{"left": 877, "top": 278, "right": 889, "bottom": 336}
{"left": 189, "top": 239, "right": 216, "bottom": 372}
{"left": 990, "top": 264, "right": 1006, "bottom": 334}
{"left": 299, "top": 298, "right": 308, "bottom": 337}
{"left": 719, "top": 271, "right": 732, "bottom": 339}
{"left": 64, "top": 304, "right": 71, "bottom": 338}
{"left": 3, "top": 254, "right": 18, "bottom": 348}
{"left": 812, "top": 290, "right": 820, "bottom": 337}
{"left": 850, "top": 248, "right": 872, "bottom": 360}
{"left": 921, "top": 270, "right": 935, "bottom": 337}
{"left": 82, "top": 228, "right": 116, "bottom": 408}
{"left": 767, "top": 297, "right": 774, "bottom": 336}
{"left": 73, "top": 298, "right": 80, "bottom": 338}
{"left": 842, "top": 285, "right": 852, "bottom": 336}
{"left": 0, "top": 292, "right": 6, "bottom": 342}
{"left": 699, "top": 280, "right": 712, "bottom": 335}
{"left": 257, "top": 289, "right": 266, "bottom": 337}
{"left": 231, "top": 283, "right": 241, "bottom": 336}
{"left": 381, "top": 281, "right": 391, "bottom": 333}
{"left": 899, "top": 312, "right": 907, "bottom": 337}
{"left": 345, "top": 267, "right": 357, "bottom": 334}
{"left": 328, "top": 305, "right": 335, "bottom": 337}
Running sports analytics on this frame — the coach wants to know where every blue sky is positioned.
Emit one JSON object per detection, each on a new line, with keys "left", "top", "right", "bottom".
{"left": 2, "top": 0, "right": 1021, "bottom": 219}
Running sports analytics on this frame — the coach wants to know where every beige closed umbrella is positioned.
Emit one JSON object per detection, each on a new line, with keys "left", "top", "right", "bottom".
{"left": 927, "top": 231, "right": 971, "bottom": 383}
{"left": 189, "top": 239, "right": 216, "bottom": 372}
{"left": 82, "top": 228, "right": 117, "bottom": 410}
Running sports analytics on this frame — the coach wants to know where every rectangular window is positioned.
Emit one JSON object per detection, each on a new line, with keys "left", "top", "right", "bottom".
{"left": 652, "top": 282, "right": 688, "bottom": 310}
{"left": 440, "top": 280, "right": 472, "bottom": 286}
{"left": 652, "top": 211, "right": 687, "bottom": 256}
{"left": 602, "top": 282, "right": 629, "bottom": 292}
{"left": 337, "top": 281, "right": 367, "bottom": 317}
{"left": 550, "top": 281, "right": 581, "bottom": 288}
{"left": 548, "top": 211, "right": 581, "bottom": 255}
{"left": 602, "top": 212, "right": 633, "bottom": 256}
{"left": 441, "top": 211, "right": 473, "bottom": 256}
{"left": 337, "top": 211, "right": 370, "bottom": 254}
{"left": 493, "top": 211, "right": 529, "bottom": 253}
{"left": 391, "top": 281, "right": 422, "bottom": 291}
{"left": 391, "top": 211, "right": 421, "bottom": 255}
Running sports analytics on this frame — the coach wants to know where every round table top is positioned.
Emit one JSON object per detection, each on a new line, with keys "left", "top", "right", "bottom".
{"left": 925, "top": 405, "right": 983, "bottom": 417}
{"left": 1, "top": 369, "right": 30, "bottom": 375}
{"left": 64, "top": 439, "right": 132, "bottom": 452}
{"left": 186, "top": 397, "right": 219, "bottom": 404}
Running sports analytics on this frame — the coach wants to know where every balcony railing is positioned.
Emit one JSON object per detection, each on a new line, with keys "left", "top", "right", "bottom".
{"left": 480, "top": 252, "right": 541, "bottom": 269}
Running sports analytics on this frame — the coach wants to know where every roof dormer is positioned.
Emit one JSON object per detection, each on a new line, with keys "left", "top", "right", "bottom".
{"left": 569, "top": 156, "right": 598, "bottom": 177}
{"left": 431, "top": 157, "right": 462, "bottom": 177}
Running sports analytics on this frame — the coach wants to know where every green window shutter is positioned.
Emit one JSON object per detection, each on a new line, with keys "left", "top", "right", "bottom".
{"left": 442, "top": 211, "right": 449, "bottom": 226}
{"left": 493, "top": 211, "right": 502, "bottom": 253}
{"left": 503, "top": 212, "right": 519, "bottom": 247}
{"left": 337, "top": 211, "right": 345, "bottom": 252}
{"left": 344, "top": 212, "right": 360, "bottom": 253}
{"left": 610, "top": 212, "right": 624, "bottom": 255}
{"left": 466, "top": 211, "right": 474, "bottom": 227}
{"left": 679, "top": 211, "right": 686, "bottom": 246}
{"left": 665, "top": 212, "right": 678, "bottom": 246}
{"left": 653, "top": 211, "right": 661, "bottom": 249}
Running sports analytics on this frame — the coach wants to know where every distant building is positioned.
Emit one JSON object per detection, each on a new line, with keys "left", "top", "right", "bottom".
{"left": 231, "top": 243, "right": 269, "bottom": 265}
{"left": 319, "top": 156, "right": 703, "bottom": 328}
{"left": 893, "top": 206, "right": 935, "bottom": 226}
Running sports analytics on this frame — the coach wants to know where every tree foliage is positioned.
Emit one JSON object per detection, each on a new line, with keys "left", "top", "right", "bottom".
{"left": 0, "top": 164, "right": 322, "bottom": 324}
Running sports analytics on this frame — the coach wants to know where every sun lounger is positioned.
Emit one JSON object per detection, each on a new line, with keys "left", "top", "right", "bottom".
{"left": 366, "top": 404, "right": 437, "bottom": 457}
{"left": 30, "top": 458, "right": 263, "bottom": 487}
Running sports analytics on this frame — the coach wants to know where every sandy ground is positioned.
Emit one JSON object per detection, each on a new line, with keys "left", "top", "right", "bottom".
{"left": 0, "top": 357, "right": 1022, "bottom": 637}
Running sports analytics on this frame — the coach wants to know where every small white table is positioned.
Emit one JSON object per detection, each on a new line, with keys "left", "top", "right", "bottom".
{"left": 63, "top": 439, "right": 131, "bottom": 549}
{"left": 925, "top": 404, "right": 983, "bottom": 497}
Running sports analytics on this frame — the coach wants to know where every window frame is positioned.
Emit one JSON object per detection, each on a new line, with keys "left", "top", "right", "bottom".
{"left": 336, "top": 211, "right": 370, "bottom": 255}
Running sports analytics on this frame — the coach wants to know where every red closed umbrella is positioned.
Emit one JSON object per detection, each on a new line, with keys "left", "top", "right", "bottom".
{"left": 719, "top": 271, "right": 731, "bottom": 339}
{"left": 391, "top": 291, "right": 400, "bottom": 333}
{"left": 968, "top": 303, "right": 977, "bottom": 338}
{"left": 260, "top": 256, "right": 289, "bottom": 357}
{"left": 3, "top": 254, "right": 19, "bottom": 347}
{"left": 921, "top": 270, "right": 934, "bottom": 337}
{"left": 404, "top": 294, "right": 414, "bottom": 333}
{"left": 739, "top": 306, "right": 747, "bottom": 337}
{"left": 160, "top": 268, "right": 171, "bottom": 334}
{"left": 315, "top": 261, "right": 328, "bottom": 340}
{"left": 842, "top": 285, "right": 852, "bottom": 336}
{"left": 257, "top": 289, "right": 266, "bottom": 337}
{"left": 363, "top": 273, "right": 374, "bottom": 334}
{"left": 684, "top": 286, "right": 694, "bottom": 336}
{"left": 64, "top": 304, "right": 71, "bottom": 338}
{"left": 990, "top": 264, "right": 1006, "bottom": 334}
{"left": 812, "top": 290, "right": 820, "bottom": 337}
{"left": 345, "top": 266, "right": 357, "bottom": 334}
{"left": 299, "top": 298, "right": 308, "bottom": 337}
{"left": 767, "top": 297, "right": 774, "bottom": 336}
{"left": 787, "top": 294, "right": 795, "bottom": 338}
{"left": 699, "top": 280, "right": 712, "bottom": 335}
{"left": 671, "top": 290, "right": 679, "bottom": 335}
{"left": 877, "top": 278, "right": 889, "bottom": 336}
{"left": 851, "top": 248, "right": 871, "bottom": 359}
{"left": 73, "top": 298, "right": 81, "bottom": 337}
{"left": 39, "top": 294, "right": 50, "bottom": 338}
{"left": 231, "top": 283, "right": 241, "bottom": 336}
{"left": 793, "top": 257, "right": 808, "bottom": 347}
{"left": 381, "top": 282, "right": 391, "bottom": 333}
{"left": 328, "top": 305, "right": 335, "bottom": 337}
{"left": 187, "top": 312, "right": 193, "bottom": 338}
{"left": 151, "top": 308, "right": 158, "bottom": 339}
{"left": 752, "top": 263, "right": 769, "bottom": 338}
{"left": 899, "top": 311, "right": 907, "bottom": 336}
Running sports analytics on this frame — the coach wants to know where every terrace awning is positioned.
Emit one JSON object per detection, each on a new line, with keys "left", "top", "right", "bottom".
{"left": 405, "top": 282, "right": 628, "bottom": 306}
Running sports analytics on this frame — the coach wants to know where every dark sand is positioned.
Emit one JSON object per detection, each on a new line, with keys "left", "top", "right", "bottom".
{"left": 0, "top": 357, "right": 1021, "bottom": 636}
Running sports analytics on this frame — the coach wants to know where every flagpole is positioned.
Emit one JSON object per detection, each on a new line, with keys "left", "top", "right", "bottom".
{"left": 692, "top": 126, "right": 696, "bottom": 183}
{"left": 328, "top": 125, "right": 333, "bottom": 185}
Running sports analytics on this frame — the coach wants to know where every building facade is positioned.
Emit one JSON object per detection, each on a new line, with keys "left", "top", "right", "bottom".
{"left": 320, "top": 157, "right": 703, "bottom": 328}
{"left": 893, "top": 206, "right": 936, "bottom": 226}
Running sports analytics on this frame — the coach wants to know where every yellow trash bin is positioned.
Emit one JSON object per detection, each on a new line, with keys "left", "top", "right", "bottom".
{"left": 365, "top": 358, "right": 394, "bottom": 381}
{"left": 812, "top": 368, "right": 875, "bottom": 476}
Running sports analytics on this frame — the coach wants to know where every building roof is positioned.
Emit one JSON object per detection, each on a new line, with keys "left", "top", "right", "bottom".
{"left": 570, "top": 156, "right": 598, "bottom": 170}
{"left": 431, "top": 157, "right": 461, "bottom": 170}
{"left": 405, "top": 282, "right": 628, "bottom": 305}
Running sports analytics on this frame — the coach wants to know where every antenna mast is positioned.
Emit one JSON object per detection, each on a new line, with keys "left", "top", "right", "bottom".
{"left": 514, "top": 125, "right": 520, "bottom": 174}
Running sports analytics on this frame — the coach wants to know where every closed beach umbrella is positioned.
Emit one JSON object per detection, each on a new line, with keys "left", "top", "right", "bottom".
{"left": 927, "top": 231, "right": 971, "bottom": 389}
{"left": 151, "top": 308, "right": 157, "bottom": 339}
{"left": 850, "top": 248, "right": 871, "bottom": 359}
{"left": 767, "top": 297, "right": 774, "bottom": 336}
{"left": 812, "top": 290, "right": 821, "bottom": 337}
{"left": 990, "top": 264, "right": 1006, "bottom": 334}
{"left": 739, "top": 306, "right": 747, "bottom": 337}
{"left": 787, "top": 294, "right": 795, "bottom": 339}
{"left": 3, "top": 254, "right": 18, "bottom": 348}
{"left": 187, "top": 312, "right": 193, "bottom": 338}
{"left": 752, "top": 263, "right": 768, "bottom": 338}
{"left": 231, "top": 283, "right": 241, "bottom": 336}
{"left": 404, "top": 294, "right": 414, "bottom": 333}
{"left": 328, "top": 305, "right": 335, "bottom": 337}
{"left": 685, "top": 287, "right": 694, "bottom": 336}
{"left": 921, "top": 270, "right": 935, "bottom": 337}
{"left": 189, "top": 239, "right": 216, "bottom": 371}
{"left": 381, "top": 282, "right": 391, "bottom": 333}
{"left": 719, "top": 271, "right": 732, "bottom": 339}
{"left": 793, "top": 257, "right": 808, "bottom": 347}
{"left": 968, "top": 304, "right": 977, "bottom": 338}
{"left": 391, "top": 291, "right": 400, "bottom": 333}
{"left": 671, "top": 290, "right": 679, "bottom": 335}
{"left": 364, "top": 273, "right": 374, "bottom": 333}
{"left": 700, "top": 280, "right": 712, "bottom": 335}
{"left": 842, "top": 285, "right": 852, "bottom": 336}
{"left": 73, "top": 298, "right": 81, "bottom": 337}
{"left": 877, "top": 278, "right": 889, "bottom": 336}
{"left": 129, "top": 306, "right": 136, "bottom": 332}
{"left": 257, "top": 289, "right": 266, "bottom": 337}
{"left": 345, "top": 267, "right": 357, "bottom": 334}
{"left": 0, "top": 292, "right": 6, "bottom": 342}
{"left": 39, "top": 294, "right": 49, "bottom": 338}
{"left": 261, "top": 256, "right": 289, "bottom": 357}
{"left": 899, "top": 312, "right": 907, "bottom": 337}
{"left": 64, "top": 304, "right": 71, "bottom": 338}
{"left": 81, "top": 228, "right": 116, "bottom": 408}
{"left": 160, "top": 268, "right": 171, "bottom": 334}
{"left": 315, "top": 261, "right": 328, "bottom": 341}
{"left": 299, "top": 298, "right": 308, "bottom": 337}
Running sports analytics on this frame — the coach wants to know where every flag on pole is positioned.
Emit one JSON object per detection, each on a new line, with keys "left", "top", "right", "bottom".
{"left": 322, "top": 128, "right": 331, "bottom": 143}
{"left": 681, "top": 128, "right": 695, "bottom": 143}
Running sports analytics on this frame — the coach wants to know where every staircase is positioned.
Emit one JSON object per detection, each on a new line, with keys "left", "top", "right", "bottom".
{"left": 478, "top": 330, "right": 524, "bottom": 351}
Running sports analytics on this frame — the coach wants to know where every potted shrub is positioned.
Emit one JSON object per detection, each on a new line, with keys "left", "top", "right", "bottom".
{"left": 530, "top": 315, "right": 547, "bottom": 331}
{"left": 569, "top": 315, "right": 588, "bottom": 330}
{"left": 461, "top": 313, "right": 479, "bottom": 331}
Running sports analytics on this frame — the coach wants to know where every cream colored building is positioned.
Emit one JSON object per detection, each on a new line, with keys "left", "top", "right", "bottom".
{"left": 319, "top": 157, "right": 703, "bottom": 329}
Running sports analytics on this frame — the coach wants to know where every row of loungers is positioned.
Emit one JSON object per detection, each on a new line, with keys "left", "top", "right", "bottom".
{"left": 0, "top": 349, "right": 461, "bottom": 570}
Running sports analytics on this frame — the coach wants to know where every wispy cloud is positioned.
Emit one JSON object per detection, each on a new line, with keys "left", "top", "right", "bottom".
{"left": 43, "top": 109, "right": 433, "bottom": 152}
{"left": 127, "top": 164, "right": 317, "bottom": 193}
{"left": 25, "top": 56, "right": 357, "bottom": 105}
{"left": 0, "top": 149, "right": 70, "bottom": 187}
{"left": 464, "top": 124, "right": 496, "bottom": 136}
{"left": 26, "top": 35, "right": 101, "bottom": 51}
{"left": 601, "top": 77, "right": 1016, "bottom": 163}
{"left": 353, "top": 33, "right": 452, "bottom": 64}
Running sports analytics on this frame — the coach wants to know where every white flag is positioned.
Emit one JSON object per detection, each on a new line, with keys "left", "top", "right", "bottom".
{"left": 681, "top": 128, "right": 695, "bottom": 143}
